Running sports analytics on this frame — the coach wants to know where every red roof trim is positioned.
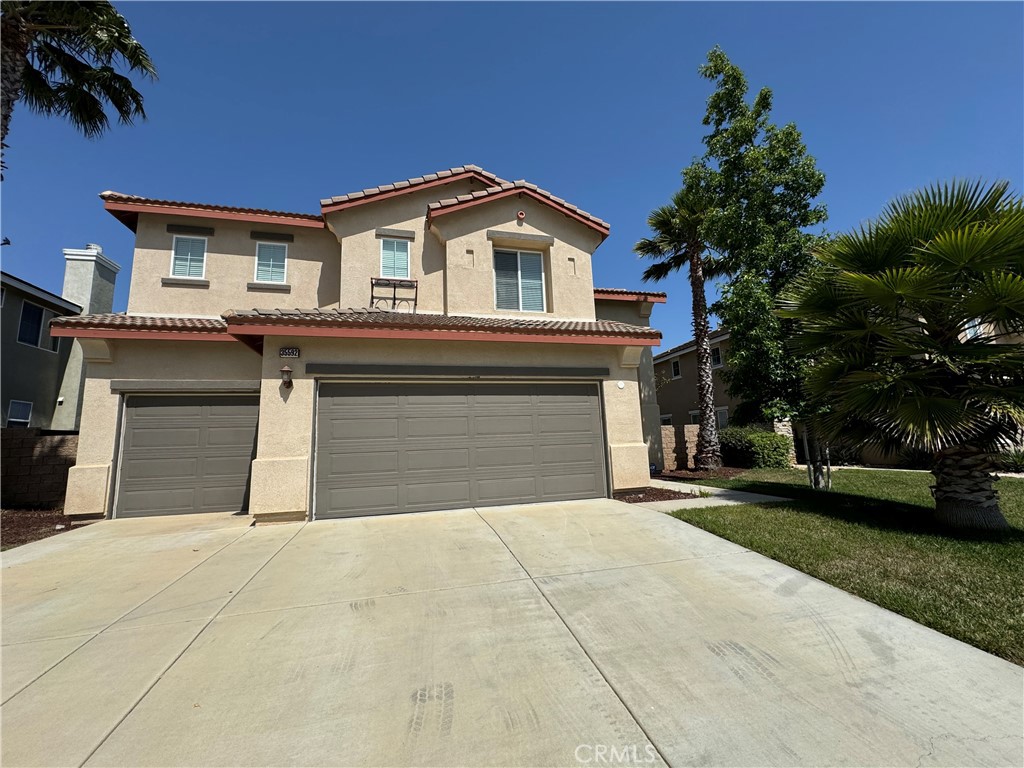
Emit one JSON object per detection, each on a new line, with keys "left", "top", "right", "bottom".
{"left": 103, "top": 200, "right": 325, "bottom": 230}
{"left": 320, "top": 171, "right": 497, "bottom": 214}
{"left": 225, "top": 323, "right": 659, "bottom": 347}
{"left": 427, "top": 188, "right": 610, "bottom": 238}
{"left": 593, "top": 289, "right": 667, "bottom": 304}
{"left": 50, "top": 327, "right": 237, "bottom": 342}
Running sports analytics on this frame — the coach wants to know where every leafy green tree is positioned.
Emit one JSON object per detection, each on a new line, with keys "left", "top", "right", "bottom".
{"left": 1, "top": 1, "right": 156, "bottom": 169}
{"left": 635, "top": 185, "right": 722, "bottom": 469}
{"left": 780, "top": 180, "right": 1024, "bottom": 531}
{"left": 685, "top": 46, "right": 827, "bottom": 421}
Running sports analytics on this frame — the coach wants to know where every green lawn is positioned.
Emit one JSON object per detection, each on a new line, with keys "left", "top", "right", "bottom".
{"left": 668, "top": 468, "right": 1024, "bottom": 665}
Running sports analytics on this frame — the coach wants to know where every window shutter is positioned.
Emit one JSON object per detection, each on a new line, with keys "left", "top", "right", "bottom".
{"left": 494, "top": 251, "right": 520, "bottom": 310}
{"left": 256, "top": 243, "right": 287, "bottom": 282}
{"left": 519, "top": 253, "right": 544, "bottom": 312}
{"left": 381, "top": 239, "right": 409, "bottom": 278}
{"left": 173, "top": 237, "right": 205, "bottom": 278}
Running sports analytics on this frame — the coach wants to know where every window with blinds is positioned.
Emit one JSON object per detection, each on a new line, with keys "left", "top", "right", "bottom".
{"left": 255, "top": 242, "right": 288, "bottom": 283}
{"left": 380, "top": 239, "right": 410, "bottom": 278}
{"left": 171, "top": 236, "right": 207, "bottom": 278}
{"left": 494, "top": 250, "right": 545, "bottom": 312}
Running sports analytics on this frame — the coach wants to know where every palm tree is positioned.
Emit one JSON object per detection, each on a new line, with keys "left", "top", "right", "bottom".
{"left": 636, "top": 185, "right": 723, "bottom": 470}
{"left": 1, "top": 1, "right": 156, "bottom": 167}
{"left": 780, "top": 180, "right": 1024, "bottom": 531}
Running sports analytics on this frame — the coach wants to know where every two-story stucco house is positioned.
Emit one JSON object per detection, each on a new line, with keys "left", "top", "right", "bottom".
{"left": 52, "top": 166, "right": 663, "bottom": 522}
{"left": 653, "top": 328, "right": 739, "bottom": 429}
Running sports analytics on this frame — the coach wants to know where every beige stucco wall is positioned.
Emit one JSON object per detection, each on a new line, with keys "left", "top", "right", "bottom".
{"left": 63, "top": 339, "right": 262, "bottom": 517}
{"left": 250, "top": 336, "right": 651, "bottom": 517}
{"left": 323, "top": 179, "right": 489, "bottom": 313}
{"left": 653, "top": 336, "right": 741, "bottom": 425}
{"left": 126, "top": 214, "right": 341, "bottom": 316}
{"left": 431, "top": 196, "right": 602, "bottom": 320}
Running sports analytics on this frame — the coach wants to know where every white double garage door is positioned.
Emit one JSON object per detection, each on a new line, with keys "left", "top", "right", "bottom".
{"left": 115, "top": 382, "right": 609, "bottom": 519}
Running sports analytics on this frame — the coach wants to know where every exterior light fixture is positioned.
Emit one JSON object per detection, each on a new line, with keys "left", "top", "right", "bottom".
{"left": 280, "top": 365, "right": 293, "bottom": 389}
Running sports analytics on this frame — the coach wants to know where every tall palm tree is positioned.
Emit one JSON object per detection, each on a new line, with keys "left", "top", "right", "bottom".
{"left": 780, "top": 180, "right": 1024, "bottom": 531}
{"left": 636, "top": 186, "right": 722, "bottom": 470}
{"left": 1, "top": 1, "right": 155, "bottom": 165}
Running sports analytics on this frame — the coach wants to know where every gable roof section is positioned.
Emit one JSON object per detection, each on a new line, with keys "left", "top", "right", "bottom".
{"left": 100, "top": 192, "right": 325, "bottom": 232}
{"left": 52, "top": 309, "right": 661, "bottom": 347}
{"left": 320, "top": 165, "right": 506, "bottom": 214}
{"left": 426, "top": 180, "right": 610, "bottom": 240}
{"left": 653, "top": 328, "right": 730, "bottom": 362}
{"left": 594, "top": 288, "right": 667, "bottom": 304}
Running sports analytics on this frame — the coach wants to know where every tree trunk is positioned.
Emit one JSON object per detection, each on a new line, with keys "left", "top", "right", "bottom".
{"left": 690, "top": 249, "right": 721, "bottom": 470}
{"left": 931, "top": 447, "right": 1009, "bottom": 531}
{"left": 1, "top": 13, "right": 31, "bottom": 172}
{"left": 802, "top": 426, "right": 827, "bottom": 490}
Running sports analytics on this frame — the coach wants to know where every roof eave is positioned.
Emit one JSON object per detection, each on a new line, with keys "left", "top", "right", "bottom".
{"left": 102, "top": 200, "right": 325, "bottom": 230}
{"left": 593, "top": 290, "right": 667, "bottom": 304}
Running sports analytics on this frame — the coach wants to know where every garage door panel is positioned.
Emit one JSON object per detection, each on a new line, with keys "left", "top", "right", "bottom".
{"left": 117, "top": 395, "right": 258, "bottom": 518}
{"left": 315, "top": 383, "right": 607, "bottom": 519}
{"left": 406, "top": 448, "right": 470, "bottom": 472}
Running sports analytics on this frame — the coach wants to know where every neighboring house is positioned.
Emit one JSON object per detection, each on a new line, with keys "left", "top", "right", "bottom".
{"left": 52, "top": 165, "right": 663, "bottom": 521}
{"left": 1, "top": 245, "right": 118, "bottom": 430}
{"left": 593, "top": 288, "right": 666, "bottom": 468}
{"left": 653, "top": 328, "right": 739, "bottom": 429}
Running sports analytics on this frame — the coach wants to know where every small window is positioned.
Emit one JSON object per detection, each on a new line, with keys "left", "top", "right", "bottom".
{"left": 381, "top": 238, "right": 410, "bottom": 279}
{"left": 6, "top": 400, "right": 32, "bottom": 428}
{"left": 171, "top": 236, "right": 207, "bottom": 278}
{"left": 255, "top": 242, "right": 288, "bottom": 283}
{"left": 716, "top": 407, "right": 729, "bottom": 429}
{"left": 18, "top": 302, "right": 44, "bottom": 346}
{"left": 964, "top": 320, "right": 983, "bottom": 340}
{"left": 689, "top": 411, "right": 701, "bottom": 425}
{"left": 50, "top": 332, "right": 60, "bottom": 352}
{"left": 660, "top": 414, "right": 673, "bottom": 426}
{"left": 671, "top": 360, "right": 681, "bottom": 378}
{"left": 711, "top": 347, "right": 723, "bottom": 368}
{"left": 495, "top": 250, "right": 545, "bottom": 312}
{"left": 1, "top": 287, "right": 5, "bottom": 306}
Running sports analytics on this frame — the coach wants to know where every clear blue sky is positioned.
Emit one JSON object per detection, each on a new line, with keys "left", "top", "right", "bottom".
{"left": 3, "top": 1, "right": 1021, "bottom": 349}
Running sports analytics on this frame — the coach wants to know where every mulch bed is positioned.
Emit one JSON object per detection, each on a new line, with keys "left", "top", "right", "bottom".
{"left": 1, "top": 509, "right": 73, "bottom": 551}
{"left": 613, "top": 487, "right": 697, "bottom": 504}
{"left": 658, "top": 467, "right": 748, "bottom": 482}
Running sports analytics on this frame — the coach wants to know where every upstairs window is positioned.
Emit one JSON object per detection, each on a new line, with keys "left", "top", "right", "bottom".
{"left": 6, "top": 400, "right": 32, "bottom": 428}
{"left": 380, "top": 238, "right": 410, "bottom": 279}
{"left": 171, "top": 236, "right": 207, "bottom": 279}
{"left": 18, "top": 302, "right": 44, "bottom": 347}
{"left": 711, "top": 347, "right": 723, "bottom": 368}
{"left": 494, "top": 250, "right": 545, "bottom": 312}
{"left": 671, "top": 360, "right": 681, "bottom": 378}
{"left": 255, "top": 242, "right": 288, "bottom": 283}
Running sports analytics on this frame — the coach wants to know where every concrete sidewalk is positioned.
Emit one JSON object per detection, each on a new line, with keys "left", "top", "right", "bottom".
{"left": 2, "top": 500, "right": 1021, "bottom": 767}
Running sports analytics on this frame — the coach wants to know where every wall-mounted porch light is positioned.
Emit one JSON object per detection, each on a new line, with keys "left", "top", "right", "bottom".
{"left": 279, "top": 365, "right": 293, "bottom": 389}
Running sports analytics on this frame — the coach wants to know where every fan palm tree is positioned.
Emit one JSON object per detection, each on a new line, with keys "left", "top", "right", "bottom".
{"left": 780, "top": 180, "right": 1024, "bottom": 531}
{"left": 636, "top": 185, "right": 723, "bottom": 470}
{"left": 1, "top": 1, "right": 156, "bottom": 166}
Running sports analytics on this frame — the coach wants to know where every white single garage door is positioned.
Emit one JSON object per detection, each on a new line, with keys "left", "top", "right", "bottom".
{"left": 115, "top": 395, "right": 259, "bottom": 517}
{"left": 315, "top": 382, "right": 608, "bottom": 519}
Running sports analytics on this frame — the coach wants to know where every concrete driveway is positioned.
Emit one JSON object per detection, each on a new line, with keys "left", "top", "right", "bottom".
{"left": 2, "top": 500, "right": 1021, "bottom": 768}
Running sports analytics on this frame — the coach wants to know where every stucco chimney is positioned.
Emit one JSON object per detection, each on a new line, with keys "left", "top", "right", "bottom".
{"left": 51, "top": 244, "right": 121, "bottom": 430}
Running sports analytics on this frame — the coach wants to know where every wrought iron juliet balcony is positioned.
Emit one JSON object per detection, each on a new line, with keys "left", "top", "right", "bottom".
{"left": 370, "top": 277, "right": 418, "bottom": 312}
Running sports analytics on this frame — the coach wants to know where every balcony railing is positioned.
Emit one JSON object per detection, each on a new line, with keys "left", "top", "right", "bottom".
{"left": 370, "top": 277, "right": 418, "bottom": 312}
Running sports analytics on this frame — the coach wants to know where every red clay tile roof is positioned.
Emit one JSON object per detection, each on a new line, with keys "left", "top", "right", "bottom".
{"left": 426, "top": 180, "right": 610, "bottom": 238}
{"left": 594, "top": 288, "right": 667, "bottom": 303}
{"left": 50, "top": 313, "right": 228, "bottom": 334}
{"left": 100, "top": 191, "right": 324, "bottom": 232}
{"left": 224, "top": 308, "right": 659, "bottom": 341}
{"left": 320, "top": 165, "right": 507, "bottom": 213}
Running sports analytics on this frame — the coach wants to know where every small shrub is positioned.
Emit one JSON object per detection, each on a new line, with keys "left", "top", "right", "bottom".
{"left": 718, "top": 426, "right": 792, "bottom": 469}
{"left": 747, "top": 431, "right": 793, "bottom": 469}
{"left": 999, "top": 449, "right": 1024, "bottom": 473}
